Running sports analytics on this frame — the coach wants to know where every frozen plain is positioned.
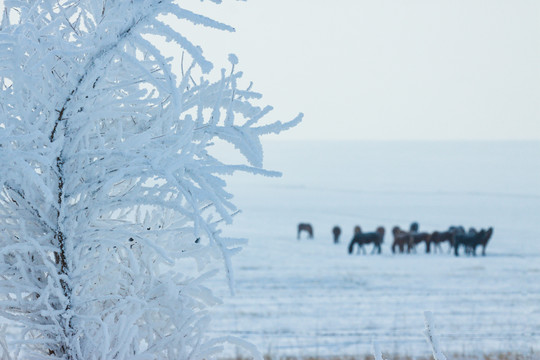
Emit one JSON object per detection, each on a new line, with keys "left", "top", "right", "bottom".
{"left": 207, "top": 141, "right": 540, "bottom": 358}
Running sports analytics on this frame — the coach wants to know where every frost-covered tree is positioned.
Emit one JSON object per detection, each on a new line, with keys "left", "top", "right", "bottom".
{"left": 0, "top": 1, "right": 301, "bottom": 359}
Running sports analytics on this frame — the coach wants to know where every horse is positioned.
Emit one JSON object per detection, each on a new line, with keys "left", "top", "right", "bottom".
{"left": 429, "top": 230, "right": 455, "bottom": 253}
{"left": 454, "top": 229, "right": 487, "bottom": 256}
{"left": 297, "top": 223, "right": 314, "bottom": 239}
{"left": 409, "top": 231, "right": 431, "bottom": 253}
{"left": 463, "top": 227, "right": 493, "bottom": 256}
{"left": 463, "top": 228, "right": 478, "bottom": 254}
{"left": 478, "top": 227, "right": 493, "bottom": 256}
{"left": 332, "top": 226, "right": 342, "bottom": 244}
{"left": 406, "top": 222, "right": 430, "bottom": 253}
{"left": 391, "top": 226, "right": 410, "bottom": 253}
{"left": 348, "top": 226, "right": 385, "bottom": 255}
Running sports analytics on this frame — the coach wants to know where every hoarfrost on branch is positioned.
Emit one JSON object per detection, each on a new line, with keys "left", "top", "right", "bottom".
{"left": 0, "top": 1, "right": 301, "bottom": 358}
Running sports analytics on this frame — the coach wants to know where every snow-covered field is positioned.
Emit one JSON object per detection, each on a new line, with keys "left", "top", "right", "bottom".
{"left": 208, "top": 141, "right": 540, "bottom": 358}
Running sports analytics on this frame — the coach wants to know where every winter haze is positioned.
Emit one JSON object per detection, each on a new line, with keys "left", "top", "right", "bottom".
{"left": 179, "top": 0, "right": 540, "bottom": 141}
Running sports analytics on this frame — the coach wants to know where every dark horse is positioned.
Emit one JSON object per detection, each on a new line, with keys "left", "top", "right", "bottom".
{"left": 454, "top": 227, "right": 493, "bottom": 256}
{"left": 410, "top": 232, "right": 431, "bottom": 253}
{"left": 297, "top": 223, "right": 314, "bottom": 239}
{"left": 348, "top": 226, "right": 385, "bottom": 255}
{"left": 332, "top": 226, "right": 341, "bottom": 244}
{"left": 478, "top": 227, "right": 494, "bottom": 255}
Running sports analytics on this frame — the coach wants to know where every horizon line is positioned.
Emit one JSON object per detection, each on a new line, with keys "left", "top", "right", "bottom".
{"left": 262, "top": 138, "right": 540, "bottom": 142}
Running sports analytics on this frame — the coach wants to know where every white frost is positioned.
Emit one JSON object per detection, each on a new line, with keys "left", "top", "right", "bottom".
{"left": 0, "top": 1, "right": 300, "bottom": 359}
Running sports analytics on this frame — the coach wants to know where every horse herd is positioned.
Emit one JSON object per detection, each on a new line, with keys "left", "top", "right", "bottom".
{"left": 297, "top": 222, "right": 494, "bottom": 256}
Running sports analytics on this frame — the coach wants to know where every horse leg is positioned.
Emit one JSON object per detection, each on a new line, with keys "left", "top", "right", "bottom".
{"left": 407, "top": 236, "right": 414, "bottom": 253}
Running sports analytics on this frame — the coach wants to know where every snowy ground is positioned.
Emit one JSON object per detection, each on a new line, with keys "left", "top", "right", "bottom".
{"left": 207, "top": 141, "right": 540, "bottom": 358}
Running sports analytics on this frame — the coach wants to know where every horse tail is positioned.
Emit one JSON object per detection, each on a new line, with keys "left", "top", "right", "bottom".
{"left": 348, "top": 239, "right": 356, "bottom": 254}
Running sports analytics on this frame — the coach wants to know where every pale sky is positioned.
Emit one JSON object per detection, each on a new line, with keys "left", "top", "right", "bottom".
{"left": 181, "top": 0, "right": 540, "bottom": 141}
{"left": 2, "top": 1, "right": 539, "bottom": 140}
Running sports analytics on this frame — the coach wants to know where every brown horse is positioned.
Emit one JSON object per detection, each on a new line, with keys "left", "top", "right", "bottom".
{"left": 332, "top": 226, "right": 341, "bottom": 244}
{"left": 297, "top": 223, "right": 314, "bottom": 239}
{"left": 429, "top": 230, "right": 455, "bottom": 253}
{"left": 406, "top": 222, "right": 430, "bottom": 253}
{"left": 391, "top": 226, "right": 410, "bottom": 253}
